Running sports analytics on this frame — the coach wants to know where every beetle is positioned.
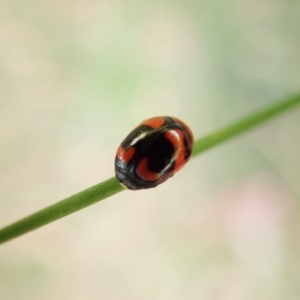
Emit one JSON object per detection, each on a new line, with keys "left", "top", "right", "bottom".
{"left": 115, "top": 116, "right": 194, "bottom": 190}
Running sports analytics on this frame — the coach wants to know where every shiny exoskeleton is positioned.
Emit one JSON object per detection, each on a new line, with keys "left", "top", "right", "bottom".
{"left": 115, "top": 116, "right": 194, "bottom": 190}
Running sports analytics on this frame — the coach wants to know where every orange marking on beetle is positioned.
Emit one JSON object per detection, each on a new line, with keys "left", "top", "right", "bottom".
{"left": 169, "top": 116, "right": 194, "bottom": 145}
{"left": 116, "top": 146, "right": 136, "bottom": 163}
{"left": 136, "top": 158, "right": 159, "bottom": 181}
{"left": 164, "top": 129, "right": 186, "bottom": 171}
{"left": 141, "top": 117, "right": 165, "bottom": 129}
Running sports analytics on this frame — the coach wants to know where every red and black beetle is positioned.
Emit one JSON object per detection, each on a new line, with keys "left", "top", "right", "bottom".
{"left": 115, "top": 116, "right": 194, "bottom": 190}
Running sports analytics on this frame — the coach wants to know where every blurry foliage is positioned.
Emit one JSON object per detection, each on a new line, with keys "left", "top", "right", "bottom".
{"left": 0, "top": 0, "right": 300, "bottom": 299}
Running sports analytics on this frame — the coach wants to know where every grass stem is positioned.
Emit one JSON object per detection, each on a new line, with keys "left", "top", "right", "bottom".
{"left": 0, "top": 94, "right": 299, "bottom": 245}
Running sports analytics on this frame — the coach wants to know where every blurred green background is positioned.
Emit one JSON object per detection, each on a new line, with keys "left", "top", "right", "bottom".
{"left": 1, "top": 0, "right": 300, "bottom": 299}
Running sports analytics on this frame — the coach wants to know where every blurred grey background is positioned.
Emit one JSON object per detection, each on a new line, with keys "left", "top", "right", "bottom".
{"left": 0, "top": 0, "right": 300, "bottom": 299}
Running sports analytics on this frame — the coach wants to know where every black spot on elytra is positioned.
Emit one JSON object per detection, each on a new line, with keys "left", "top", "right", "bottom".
{"left": 145, "top": 133, "right": 174, "bottom": 173}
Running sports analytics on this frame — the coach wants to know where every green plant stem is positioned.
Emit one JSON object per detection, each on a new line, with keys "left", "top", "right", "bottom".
{"left": 192, "top": 94, "right": 300, "bottom": 156}
{"left": 0, "top": 94, "right": 299, "bottom": 245}
{"left": 0, "top": 178, "right": 124, "bottom": 244}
